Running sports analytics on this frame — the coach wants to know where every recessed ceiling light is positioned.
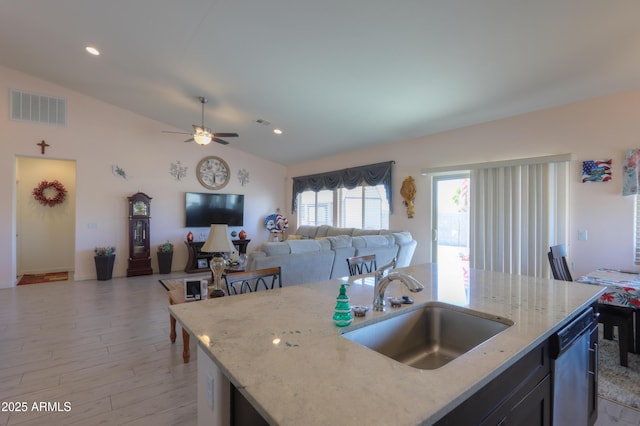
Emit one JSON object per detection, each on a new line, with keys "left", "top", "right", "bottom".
{"left": 85, "top": 46, "right": 100, "bottom": 56}
{"left": 273, "top": 129, "right": 283, "bottom": 135}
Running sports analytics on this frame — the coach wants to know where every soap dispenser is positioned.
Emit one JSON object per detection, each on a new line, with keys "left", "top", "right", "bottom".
{"left": 333, "top": 283, "right": 353, "bottom": 327}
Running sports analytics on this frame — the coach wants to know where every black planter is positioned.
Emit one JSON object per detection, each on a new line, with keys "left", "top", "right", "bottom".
{"left": 95, "top": 255, "right": 115, "bottom": 281}
{"left": 157, "top": 251, "right": 173, "bottom": 274}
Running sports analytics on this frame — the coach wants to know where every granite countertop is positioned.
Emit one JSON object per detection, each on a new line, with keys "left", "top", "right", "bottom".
{"left": 169, "top": 264, "right": 604, "bottom": 425}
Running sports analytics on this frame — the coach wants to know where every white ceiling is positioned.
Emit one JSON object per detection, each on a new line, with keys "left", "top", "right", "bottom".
{"left": 2, "top": 1, "right": 640, "bottom": 165}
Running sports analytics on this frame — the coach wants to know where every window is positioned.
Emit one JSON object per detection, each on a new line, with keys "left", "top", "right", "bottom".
{"left": 297, "top": 184, "right": 389, "bottom": 228}
{"left": 298, "top": 190, "right": 333, "bottom": 226}
{"left": 291, "top": 161, "right": 394, "bottom": 215}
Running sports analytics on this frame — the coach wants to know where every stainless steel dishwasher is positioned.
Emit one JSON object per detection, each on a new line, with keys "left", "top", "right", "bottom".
{"left": 550, "top": 306, "right": 597, "bottom": 426}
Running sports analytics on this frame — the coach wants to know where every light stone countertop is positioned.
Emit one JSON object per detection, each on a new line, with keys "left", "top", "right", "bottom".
{"left": 169, "top": 264, "right": 605, "bottom": 425}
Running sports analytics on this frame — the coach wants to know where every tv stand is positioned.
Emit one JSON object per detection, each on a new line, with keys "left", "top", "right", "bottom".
{"left": 184, "top": 240, "right": 251, "bottom": 273}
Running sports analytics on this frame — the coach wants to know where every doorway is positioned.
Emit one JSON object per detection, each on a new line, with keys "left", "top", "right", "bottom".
{"left": 16, "top": 157, "right": 76, "bottom": 280}
{"left": 431, "top": 174, "right": 470, "bottom": 304}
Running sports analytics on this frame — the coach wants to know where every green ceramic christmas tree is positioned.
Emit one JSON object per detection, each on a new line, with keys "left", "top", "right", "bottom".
{"left": 333, "top": 283, "right": 353, "bottom": 327}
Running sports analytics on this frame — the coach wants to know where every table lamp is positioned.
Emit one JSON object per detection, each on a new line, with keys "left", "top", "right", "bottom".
{"left": 201, "top": 224, "right": 236, "bottom": 298}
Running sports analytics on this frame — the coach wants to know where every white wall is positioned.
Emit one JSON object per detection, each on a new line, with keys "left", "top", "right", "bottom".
{"left": 3, "top": 64, "right": 638, "bottom": 286}
{"left": 0, "top": 65, "right": 286, "bottom": 287}
{"left": 287, "top": 89, "right": 640, "bottom": 277}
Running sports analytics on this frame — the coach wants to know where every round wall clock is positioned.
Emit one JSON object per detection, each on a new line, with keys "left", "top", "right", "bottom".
{"left": 196, "top": 156, "right": 230, "bottom": 190}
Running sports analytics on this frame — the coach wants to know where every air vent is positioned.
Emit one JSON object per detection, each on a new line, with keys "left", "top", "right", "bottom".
{"left": 10, "top": 89, "right": 67, "bottom": 127}
{"left": 256, "top": 118, "right": 271, "bottom": 126}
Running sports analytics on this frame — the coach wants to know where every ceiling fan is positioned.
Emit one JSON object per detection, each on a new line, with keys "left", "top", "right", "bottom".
{"left": 162, "top": 96, "right": 238, "bottom": 145}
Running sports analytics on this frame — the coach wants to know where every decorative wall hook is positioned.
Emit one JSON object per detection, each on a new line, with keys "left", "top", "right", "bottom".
{"left": 400, "top": 176, "right": 416, "bottom": 218}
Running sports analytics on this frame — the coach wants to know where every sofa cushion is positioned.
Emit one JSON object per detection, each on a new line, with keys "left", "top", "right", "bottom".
{"left": 287, "top": 239, "right": 328, "bottom": 254}
{"left": 352, "top": 228, "right": 382, "bottom": 236}
{"left": 327, "top": 235, "right": 352, "bottom": 249}
{"left": 287, "top": 234, "right": 303, "bottom": 240}
{"left": 315, "top": 225, "right": 331, "bottom": 237}
{"left": 326, "top": 227, "right": 355, "bottom": 237}
{"left": 261, "top": 242, "right": 292, "bottom": 256}
{"left": 392, "top": 231, "right": 413, "bottom": 245}
{"left": 295, "top": 225, "right": 317, "bottom": 239}
{"left": 352, "top": 234, "right": 394, "bottom": 248}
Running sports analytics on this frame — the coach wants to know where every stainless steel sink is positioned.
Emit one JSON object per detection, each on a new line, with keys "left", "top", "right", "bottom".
{"left": 341, "top": 302, "right": 513, "bottom": 370}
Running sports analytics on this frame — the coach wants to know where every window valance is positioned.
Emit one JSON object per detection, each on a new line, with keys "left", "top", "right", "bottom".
{"left": 291, "top": 161, "right": 394, "bottom": 213}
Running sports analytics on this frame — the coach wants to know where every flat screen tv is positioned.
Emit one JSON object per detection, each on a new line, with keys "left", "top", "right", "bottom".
{"left": 185, "top": 192, "right": 244, "bottom": 227}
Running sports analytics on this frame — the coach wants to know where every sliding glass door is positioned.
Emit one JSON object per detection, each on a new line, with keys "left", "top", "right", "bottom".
{"left": 431, "top": 173, "right": 470, "bottom": 304}
{"left": 432, "top": 174, "right": 470, "bottom": 265}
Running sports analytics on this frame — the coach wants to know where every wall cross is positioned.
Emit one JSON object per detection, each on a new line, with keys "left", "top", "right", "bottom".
{"left": 37, "top": 140, "right": 50, "bottom": 155}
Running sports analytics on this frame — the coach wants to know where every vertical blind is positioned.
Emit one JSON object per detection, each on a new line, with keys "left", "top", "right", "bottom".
{"left": 469, "top": 160, "right": 570, "bottom": 278}
{"left": 422, "top": 154, "right": 573, "bottom": 279}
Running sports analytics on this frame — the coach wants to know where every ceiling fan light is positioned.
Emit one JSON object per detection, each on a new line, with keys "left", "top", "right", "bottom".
{"left": 85, "top": 46, "right": 100, "bottom": 56}
{"left": 194, "top": 134, "right": 212, "bottom": 145}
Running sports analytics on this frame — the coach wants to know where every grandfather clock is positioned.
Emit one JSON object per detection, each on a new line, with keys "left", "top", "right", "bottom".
{"left": 126, "top": 192, "right": 153, "bottom": 277}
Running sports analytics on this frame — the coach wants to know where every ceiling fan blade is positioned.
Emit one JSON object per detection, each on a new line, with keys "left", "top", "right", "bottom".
{"left": 162, "top": 130, "right": 191, "bottom": 135}
{"left": 171, "top": 98, "right": 238, "bottom": 146}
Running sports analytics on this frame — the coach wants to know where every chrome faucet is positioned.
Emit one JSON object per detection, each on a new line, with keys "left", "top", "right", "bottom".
{"left": 373, "top": 258, "right": 424, "bottom": 311}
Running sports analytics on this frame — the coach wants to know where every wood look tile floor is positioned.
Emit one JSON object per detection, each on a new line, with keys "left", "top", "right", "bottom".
{"left": 0, "top": 274, "right": 198, "bottom": 426}
{"left": 1, "top": 274, "right": 639, "bottom": 426}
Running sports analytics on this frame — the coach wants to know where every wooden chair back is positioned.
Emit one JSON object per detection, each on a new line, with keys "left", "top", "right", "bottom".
{"left": 346, "top": 254, "right": 377, "bottom": 276}
{"left": 225, "top": 267, "right": 282, "bottom": 295}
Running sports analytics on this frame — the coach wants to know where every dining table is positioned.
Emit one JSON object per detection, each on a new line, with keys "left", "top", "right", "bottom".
{"left": 576, "top": 268, "right": 640, "bottom": 354}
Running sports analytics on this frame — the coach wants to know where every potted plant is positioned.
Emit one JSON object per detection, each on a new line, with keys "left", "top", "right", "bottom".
{"left": 94, "top": 246, "right": 116, "bottom": 281}
{"left": 157, "top": 240, "right": 174, "bottom": 274}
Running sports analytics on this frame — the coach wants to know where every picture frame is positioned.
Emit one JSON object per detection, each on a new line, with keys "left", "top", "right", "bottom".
{"left": 582, "top": 159, "right": 611, "bottom": 183}
{"left": 184, "top": 279, "right": 204, "bottom": 301}
{"left": 197, "top": 258, "right": 209, "bottom": 269}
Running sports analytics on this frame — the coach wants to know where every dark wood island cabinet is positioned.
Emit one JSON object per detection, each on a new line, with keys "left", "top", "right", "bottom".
{"left": 436, "top": 305, "right": 598, "bottom": 426}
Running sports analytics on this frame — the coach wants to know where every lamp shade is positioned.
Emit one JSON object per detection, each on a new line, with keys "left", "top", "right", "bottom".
{"left": 201, "top": 224, "right": 235, "bottom": 253}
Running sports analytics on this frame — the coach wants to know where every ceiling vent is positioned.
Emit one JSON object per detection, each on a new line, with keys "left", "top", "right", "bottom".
{"left": 10, "top": 89, "right": 67, "bottom": 127}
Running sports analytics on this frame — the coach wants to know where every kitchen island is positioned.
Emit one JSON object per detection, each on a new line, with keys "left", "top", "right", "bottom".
{"left": 169, "top": 263, "right": 604, "bottom": 425}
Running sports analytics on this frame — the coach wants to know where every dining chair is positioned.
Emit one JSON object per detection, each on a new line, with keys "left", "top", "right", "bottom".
{"left": 225, "top": 267, "right": 282, "bottom": 295}
{"left": 547, "top": 245, "right": 633, "bottom": 367}
{"left": 548, "top": 244, "right": 573, "bottom": 281}
{"left": 598, "top": 305, "right": 634, "bottom": 367}
{"left": 346, "top": 254, "right": 377, "bottom": 276}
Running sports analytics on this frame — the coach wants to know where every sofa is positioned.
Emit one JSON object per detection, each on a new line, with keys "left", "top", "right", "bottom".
{"left": 247, "top": 225, "right": 417, "bottom": 287}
